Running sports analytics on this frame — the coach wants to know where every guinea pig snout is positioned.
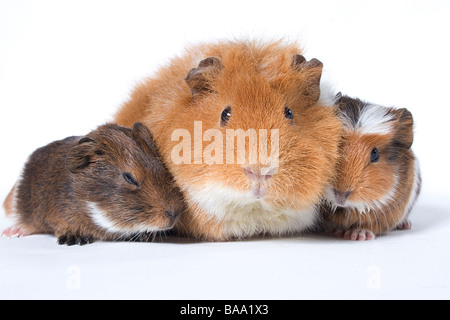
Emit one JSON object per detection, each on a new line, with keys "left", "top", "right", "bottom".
{"left": 244, "top": 166, "right": 277, "bottom": 181}
{"left": 333, "top": 189, "right": 353, "bottom": 207}
{"left": 164, "top": 209, "right": 182, "bottom": 226}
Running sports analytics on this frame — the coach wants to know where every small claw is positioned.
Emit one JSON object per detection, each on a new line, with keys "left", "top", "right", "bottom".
{"left": 345, "top": 229, "right": 375, "bottom": 241}
{"left": 58, "top": 235, "right": 68, "bottom": 245}
{"left": 396, "top": 220, "right": 412, "bottom": 230}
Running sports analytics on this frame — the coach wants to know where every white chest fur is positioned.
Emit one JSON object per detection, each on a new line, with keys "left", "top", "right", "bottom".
{"left": 186, "top": 183, "right": 318, "bottom": 238}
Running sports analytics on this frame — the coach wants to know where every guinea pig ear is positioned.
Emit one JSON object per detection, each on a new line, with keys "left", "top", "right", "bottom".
{"left": 132, "top": 122, "right": 159, "bottom": 155}
{"left": 66, "top": 137, "right": 96, "bottom": 173}
{"left": 291, "top": 54, "right": 323, "bottom": 74}
{"left": 185, "top": 57, "right": 223, "bottom": 97}
{"left": 334, "top": 92, "right": 343, "bottom": 103}
{"left": 393, "top": 108, "right": 414, "bottom": 149}
{"left": 291, "top": 54, "right": 324, "bottom": 103}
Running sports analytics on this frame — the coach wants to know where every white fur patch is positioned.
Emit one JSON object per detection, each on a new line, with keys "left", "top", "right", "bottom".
{"left": 88, "top": 202, "right": 123, "bottom": 233}
{"left": 354, "top": 104, "right": 395, "bottom": 135}
{"left": 186, "top": 183, "right": 318, "bottom": 238}
{"left": 404, "top": 155, "right": 421, "bottom": 218}
{"left": 318, "top": 71, "right": 338, "bottom": 106}
{"left": 87, "top": 202, "right": 161, "bottom": 235}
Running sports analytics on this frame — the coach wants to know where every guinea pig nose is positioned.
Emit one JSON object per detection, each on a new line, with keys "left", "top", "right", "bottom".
{"left": 165, "top": 209, "right": 182, "bottom": 223}
{"left": 333, "top": 189, "right": 353, "bottom": 205}
{"left": 244, "top": 166, "right": 276, "bottom": 181}
{"left": 164, "top": 210, "right": 178, "bottom": 219}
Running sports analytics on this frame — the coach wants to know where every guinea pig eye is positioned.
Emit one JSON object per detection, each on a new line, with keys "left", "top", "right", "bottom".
{"left": 220, "top": 106, "right": 231, "bottom": 127}
{"left": 370, "top": 147, "right": 380, "bottom": 163}
{"left": 123, "top": 172, "right": 139, "bottom": 187}
{"left": 284, "top": 106, "right": 294, "bottom": 120}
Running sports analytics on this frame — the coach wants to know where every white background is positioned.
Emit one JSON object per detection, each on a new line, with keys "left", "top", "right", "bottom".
{"left": 1, "top": 0, "right": 449, "bottom": 300}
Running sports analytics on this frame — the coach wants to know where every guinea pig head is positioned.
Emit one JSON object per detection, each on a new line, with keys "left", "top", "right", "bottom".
{"left": 327, "top": 95, "right": 414, "bottom": 212}
{"left": 175, "top": 51, "right": 341, "bottom": 211}
{"left": 66, "top": 123, "right": 185, "bottom": 233}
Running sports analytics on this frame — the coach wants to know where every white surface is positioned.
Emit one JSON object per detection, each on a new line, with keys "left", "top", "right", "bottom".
{"left": 1, "top": 0, "right": 449, "bottom": 300}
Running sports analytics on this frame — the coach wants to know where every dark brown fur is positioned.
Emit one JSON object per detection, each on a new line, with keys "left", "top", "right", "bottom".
{"left": 3, "top": 123, "right": 185, "bottom": 245}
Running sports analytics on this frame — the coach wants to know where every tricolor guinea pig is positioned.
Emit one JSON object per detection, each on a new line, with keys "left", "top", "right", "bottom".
{"left": 2, "top": 123, "right": 185, "bottom": 245}
{"left": 322, "top": 93, "right": 421, "bottom": 240}
{"left": 115, "top": 39, "right": 343, "bottom": 241}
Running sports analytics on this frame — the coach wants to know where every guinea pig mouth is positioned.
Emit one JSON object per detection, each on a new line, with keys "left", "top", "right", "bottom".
{"left": 163, "top": 210, "right": 182, "bottom": 229}
{"left": 166, "top": 218, "right": 178, "bottom": 229}
{"left": 250, "top": 183, "right": 266, "bottom": 199}
{"left": 325, "top": 187, "right": 351, "bottom": 209}
{"left": 335, "top": 200, "right": 348, "bottom": 208}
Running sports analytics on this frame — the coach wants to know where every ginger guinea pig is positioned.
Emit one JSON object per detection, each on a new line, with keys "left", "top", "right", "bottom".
{"left": 115, "top": 39, "right": 343, "bottom": 241}
{"left": 322, "top": 93, "right": 421, "bottom": 240}
{"left": 2, "top": 123, "right": 185, "bottom": 245}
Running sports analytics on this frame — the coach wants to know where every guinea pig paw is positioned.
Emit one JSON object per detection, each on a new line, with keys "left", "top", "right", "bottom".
{"left": 1, "top": 225, "right": 29, "bottom": 238}
{"left": 395, "top": 220, "right": 412, "bottom": 230}
{"left": 343, "top": 228, "right": 376, "bottom": 241}
{"left": 57, "top": 234, "right": 94, "bottom": 246}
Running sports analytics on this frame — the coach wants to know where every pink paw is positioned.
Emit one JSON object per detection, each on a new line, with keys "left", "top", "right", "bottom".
{"left": 343, "top": 228, "right": 375, "bottom": 241}
{"left": 1, "top": 225, "right": 29, "bottom": 238}
{"left": 396, "top": 219, "right": 412, "bottom": 230}
{"left": 327, "top": 228, "right": 375, "bottom": 241}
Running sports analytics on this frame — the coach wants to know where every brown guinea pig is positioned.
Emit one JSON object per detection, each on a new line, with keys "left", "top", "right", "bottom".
{"left": 2, "top": 123, "right": 185, "bottom": 245}
{"left": 322, "top": 93, "right": 422, "bottom": 240}
{"left": 115, "top": 39, "right": 343, "bottom": 241}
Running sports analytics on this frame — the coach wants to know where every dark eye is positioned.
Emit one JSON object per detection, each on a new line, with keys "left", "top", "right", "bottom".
{"left": 123, "top": 172, "right": 139, "bottom": 187}
{"left": 284, "top": 106, "right": 294, "bottom": 120}
{"left": 370, "top": 148, "right": 379, "bottom": 163}
{"left": 221, "top": 106, "right": 231, "bottom": 126}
